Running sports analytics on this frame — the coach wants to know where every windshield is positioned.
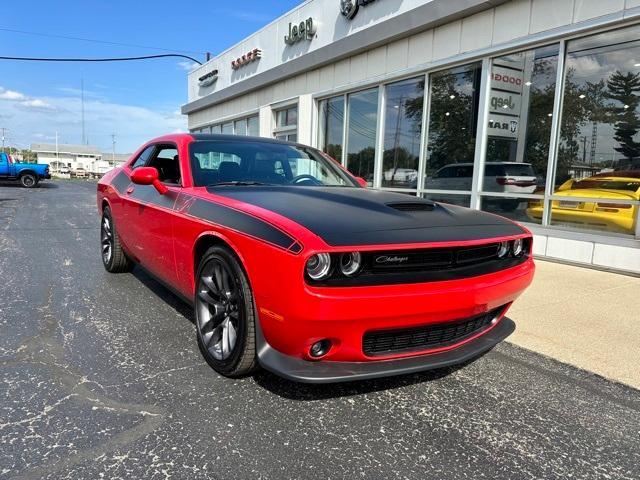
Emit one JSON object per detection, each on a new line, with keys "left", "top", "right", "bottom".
{"left": 190, "top": 140, "right": 357, "bottom": 188}
{"left": 572, "top": 179, "right": 640, "bottom": 192}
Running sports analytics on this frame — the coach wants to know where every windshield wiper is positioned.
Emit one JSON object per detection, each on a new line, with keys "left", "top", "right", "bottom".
{"left": 208, "top": 181, "right": 271, "bottom": 187}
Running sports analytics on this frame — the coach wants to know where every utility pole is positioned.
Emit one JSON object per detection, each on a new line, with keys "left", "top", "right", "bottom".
{"left": 81, "top": 77, "right": 86, "bottom": 145}
{"left": 111, "top": 133, "right": 116, "bottom": 164}
{"left": 1, "top": 127, "right": 6, "bottom": 153}
{"left": 55, "top": 131, "right": 59, "bottom": 163}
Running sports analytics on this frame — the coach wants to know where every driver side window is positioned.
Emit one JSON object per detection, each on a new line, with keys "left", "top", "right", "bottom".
{"left": 131, "top": 146, "right": 155, "bottom": 169}
{"left": 147, "top": 146, "right": 181, "bottom": 185}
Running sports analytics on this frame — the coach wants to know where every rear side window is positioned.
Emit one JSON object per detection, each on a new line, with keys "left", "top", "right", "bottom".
{"left": 484, "top": 164, "right": 506, "bottom": 176}
{"left": 131, "top": 146, "right": 155, "bottom": 169}
{"left": 504, "top": 164, "right": 535, "bottom": 176}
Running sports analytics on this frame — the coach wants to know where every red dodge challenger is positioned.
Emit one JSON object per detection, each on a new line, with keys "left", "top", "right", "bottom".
{"left": 97, "top": 134, "right": 534, "bottom": 383}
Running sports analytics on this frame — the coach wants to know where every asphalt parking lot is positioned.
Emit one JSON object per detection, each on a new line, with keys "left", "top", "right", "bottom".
{"left": 1, "top": 180, "right": 639, "bottom": 480}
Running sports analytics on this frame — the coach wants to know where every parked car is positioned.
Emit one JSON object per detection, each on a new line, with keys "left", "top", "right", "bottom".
{"left": 0, "top": 153, "right": 51, "bottom": 187}
{"left": 412, "top": 162, "right": 537, "bottom": 210}
{"left": 526, "top": 171, "right": 639, "bottom": 234}
{"left": 73, "top": 167, "right": 87, "bottom": 179}
{"left": 97, "top": 134, "right": 535, "bottom": 383}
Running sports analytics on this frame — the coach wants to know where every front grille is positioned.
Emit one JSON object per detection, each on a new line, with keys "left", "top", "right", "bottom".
{"left": 370, "top": 243, "right": 501, "bottom": 272}
{"left": 306, "top": 238, "right": 532, "bottom": 287}
{"left": 362, "top": 307, "right": 504, "bottom": 356}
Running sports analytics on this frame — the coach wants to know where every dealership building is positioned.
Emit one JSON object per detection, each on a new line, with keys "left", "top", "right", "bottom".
{"left": 182, "top": 0, "right": 640, "bottom": 274}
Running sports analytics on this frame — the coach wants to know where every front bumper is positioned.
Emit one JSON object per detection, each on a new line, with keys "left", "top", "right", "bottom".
{"left": 257, "top": 316, "right": 515, "bottom": 383}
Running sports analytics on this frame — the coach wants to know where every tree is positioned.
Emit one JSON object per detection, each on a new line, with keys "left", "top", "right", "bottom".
{"left": 606, "top": 70, "right": 640, "bottom": 161}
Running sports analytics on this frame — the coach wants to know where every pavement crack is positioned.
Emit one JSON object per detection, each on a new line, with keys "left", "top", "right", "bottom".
{"left": 3, "top": 284, "right": 167, "bottom": 480}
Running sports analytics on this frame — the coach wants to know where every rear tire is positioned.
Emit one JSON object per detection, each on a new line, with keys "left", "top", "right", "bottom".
{"left": 101, "top": 206, "right": 133, "bottom": 273}
{"left": 195, "top": 246, "right": 257, "bottom": 378}
{"left": 20, "top": 173, "right": 38, "bottom": 188}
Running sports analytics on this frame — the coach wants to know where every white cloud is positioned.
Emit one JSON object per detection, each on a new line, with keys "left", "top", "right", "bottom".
{"left": 0, "top": 84, "right": 187, "bottom": 152}
{"left": 177, "top": 61, "right": 199, "bottom": 72}
{"left": 21, "top": 99, "right": 55, "bottom": 110}
{"left": 0, "top": 89, "right": 26, "bottom": 101}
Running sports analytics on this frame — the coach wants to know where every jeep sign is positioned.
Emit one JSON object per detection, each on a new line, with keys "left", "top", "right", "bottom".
{"left": 285, "top": 18, "right": 317, "bottom": 45}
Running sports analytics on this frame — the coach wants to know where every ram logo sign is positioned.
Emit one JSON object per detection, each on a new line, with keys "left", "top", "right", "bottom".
{"left": 340, "top": 0, "right": 378, "bottom": 20}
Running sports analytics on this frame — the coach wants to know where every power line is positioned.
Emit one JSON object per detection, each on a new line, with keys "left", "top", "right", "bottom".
{"left": 0, "top": 26, "right": 205, "bottom": 56}
{"left": 0, "top": 53, "right": 202, "bottom": 65}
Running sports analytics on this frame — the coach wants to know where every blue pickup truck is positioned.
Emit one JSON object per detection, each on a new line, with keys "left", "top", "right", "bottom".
{"left": 0, "top": 153, "right": 51, "bottom": 187}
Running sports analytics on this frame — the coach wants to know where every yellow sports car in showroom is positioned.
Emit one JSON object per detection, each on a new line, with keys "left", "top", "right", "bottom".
{"left": 526, "top": 171, "right": 639, "bottom": 234}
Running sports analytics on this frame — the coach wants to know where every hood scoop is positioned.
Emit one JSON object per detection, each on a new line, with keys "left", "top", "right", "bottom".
{"left": 386, "top": 202, "right": 435, "bottom": 212}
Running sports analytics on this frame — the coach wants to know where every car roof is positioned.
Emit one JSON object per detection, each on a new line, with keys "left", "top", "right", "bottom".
{"left": 190, "top": 133, "right": 304, "bottom": 147}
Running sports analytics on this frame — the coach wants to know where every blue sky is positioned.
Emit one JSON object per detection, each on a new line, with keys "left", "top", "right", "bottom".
{"left": 0, "top": 0, "right": 301, "bottom": 153}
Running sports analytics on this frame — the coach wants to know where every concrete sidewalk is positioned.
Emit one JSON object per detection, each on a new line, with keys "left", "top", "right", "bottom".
{"left": 508, "top": 259, "right": 639, "bottom": 390}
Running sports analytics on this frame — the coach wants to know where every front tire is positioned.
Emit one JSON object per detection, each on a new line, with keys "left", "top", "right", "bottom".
{"left": 195, "top": 246, "right": 257, "bottom": 378}
{"left": 20, "top": 173, "right": 38, "bottom": 188}
{"left": 101, "top": 207, "right": 133, "bottom": 273}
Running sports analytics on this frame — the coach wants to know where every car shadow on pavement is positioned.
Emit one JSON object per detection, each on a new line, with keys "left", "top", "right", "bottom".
{"left": 251, "top": 355, "right": 485, "bottom": 401}
{"left": 132, "top": 267, "right": 195, "bottom": 324}
{"left": 130, "top": 265, "right": 491, "bottom": 400}
{"left": 0, "top": 181, "right": 59, "bottom": 189}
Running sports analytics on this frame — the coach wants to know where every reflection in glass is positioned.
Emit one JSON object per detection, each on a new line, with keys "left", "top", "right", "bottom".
{"left": 347, "top": 88, "right": 379, "bottom": 185}
{"left": 382, "top": 77, "right": 424, "bottom": 188}
{"left": 319, "top": 96, "right": 345, "bottom": 162}
{"left": 484, "top": 45, "right": 559, "bottom": 194}
{"left": 222, "top": 123, "right": 233, "bottom": 135}
{"left": 420, "top": 192, "right": 470, "bottom": 207}
{"left": 247, "top": 116, "right": 259, "bottom": 137}
{"left": 234, "top": 119, "right": 247, "bottom": 136}
{"left": 554, "top": 25, "right": 640, "bottom": 235}
{"left": 482, "top": 196, "right": 541, "bottom": 225}
{"left": 423, "top": 63, "right": 481, "bottom": 191}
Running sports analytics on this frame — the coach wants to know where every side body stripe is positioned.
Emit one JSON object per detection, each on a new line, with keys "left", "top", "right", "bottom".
{"left": 110, "top": 170, "right": 300, "bottom": 253}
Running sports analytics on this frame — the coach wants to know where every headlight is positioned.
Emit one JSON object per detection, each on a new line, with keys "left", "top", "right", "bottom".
{"left": 512, "top": 238, "right": 525, "bottom": 257}
{"left": 339, "top": 252, "right": 362, "bottom": 277}
{"left": 497, "top": 241, "right": 510, "bottom": 258}
{"left": 306, "top": 253, "right": 332, "bottom": 280}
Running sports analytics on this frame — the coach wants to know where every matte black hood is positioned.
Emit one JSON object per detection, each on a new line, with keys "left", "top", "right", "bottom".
{"left": 210, "top": 186, "right": 526, "bottom": 246}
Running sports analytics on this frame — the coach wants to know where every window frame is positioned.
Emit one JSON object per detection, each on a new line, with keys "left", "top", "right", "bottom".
{"left": 128, "top": 142, "right": 184, "bottom": 187}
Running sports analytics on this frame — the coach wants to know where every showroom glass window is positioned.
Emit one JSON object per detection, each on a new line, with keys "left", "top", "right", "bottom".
{"left": 382, "top": 77, "right": 424, "bottom": 189}
{"left": 480, "top": 44, "right": 559, "bottom": 224}
{"left": 318, "top": 96, "right": 345, "bottom": 163}
{"left": 424, "top": 63, "right": 481, "bottom": 197}
{"left": 247, "top": 116, "right": 259, "bottom": 137}
{"left": 346, "top": 88, "right": 379, "bottom": 186}
{"left": 234, "top": 119, "right": 247, "bottom": 136}
{"left": 222, "top": 122, "right": 233, "bottom": 135}
{"left": 555, "top": 25, "right": 640, "bottom": 235}
{"left": 274, "top": 106, "right": 298, "bottom": 142}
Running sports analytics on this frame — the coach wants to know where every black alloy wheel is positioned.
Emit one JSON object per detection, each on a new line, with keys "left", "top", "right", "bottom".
{"left": 195, "top": 246, "right": 256, "bottom": 377}
{"left": 100, "top": 207, "right": 133, "bottom": 273}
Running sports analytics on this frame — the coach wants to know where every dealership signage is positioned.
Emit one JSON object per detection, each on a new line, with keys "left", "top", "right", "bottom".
{"left": 198, "top": 69, "right": 219, "bottom": 87}
{"left": 285, "top": 18, "right": 317, "bottom": 45}
{"left": 490, "top": 66, "right": 524, "bottom": 94}
{"left": 490, "top": 92, "right": 522, "bottom": 115}
{"left": 489, "top": 62, "right": 525, "bottom": 139}
{"left": 231, "top": 48, "right": 262, "bottom": 70}
{"left": 488, "top": 115, "right": 519, "bottom": 139}
{"left": 340, "top": 0, "right": 378, "bottom": 20}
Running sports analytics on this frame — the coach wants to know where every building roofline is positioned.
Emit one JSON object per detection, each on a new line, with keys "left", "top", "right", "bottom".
{"left": 182, "top": 0, "right": 508, "bottom": 115}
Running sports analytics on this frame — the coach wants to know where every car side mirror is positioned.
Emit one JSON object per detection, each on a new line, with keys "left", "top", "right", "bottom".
{"left": 355, "top": 176, "right": 368, "bottom": 188}
{"left": 130, "top": 167, "right": 168, "bottom": 194}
